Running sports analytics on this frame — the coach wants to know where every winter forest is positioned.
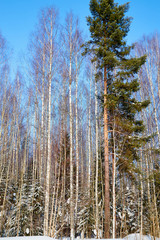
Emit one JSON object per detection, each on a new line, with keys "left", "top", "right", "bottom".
{"left": 0, "top": 0, "right": 160, "bottom": 239}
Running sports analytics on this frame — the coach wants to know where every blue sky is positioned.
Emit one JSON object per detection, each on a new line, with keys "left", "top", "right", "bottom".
{"left": 0, "top": 0, "right": 160, "bottom": 75}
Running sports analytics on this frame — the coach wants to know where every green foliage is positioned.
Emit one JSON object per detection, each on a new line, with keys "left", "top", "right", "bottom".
{"left": 84, "top": 0, "right": 149, "bottom": 176}
{"left": 84, "top": 0, "right": 132, "bottom": 69}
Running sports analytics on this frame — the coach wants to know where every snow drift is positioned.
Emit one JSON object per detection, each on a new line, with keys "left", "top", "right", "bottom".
{"left": 0, "top": 233, "right": 160, "bottom": 240}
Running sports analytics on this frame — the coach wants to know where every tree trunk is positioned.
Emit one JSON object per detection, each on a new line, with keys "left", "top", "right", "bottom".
{"left": 69, "top": 16, "right": 74, "bottom": 240}
{"left": 44, "top": 13, "right": 53, "bottom": 236}
{"left": 112, "top": 117, "right": 116, "bottom": 238}
{"left": 75, "top": 53, "right": 79, "bottom": 221}
{"left": 140, "top": 149, "right": 143, "bottom": 237}
{"left": 104, "top": 65, "right": 110, "bottom": 238}
{"left": 95, "top": 69, "right": 99, "bottom": 238}
{"left": 88, "top": 76, "right": 92, "bottom": 196}
{"left": 40, "top": 45, "right": 45, "bottom": 185}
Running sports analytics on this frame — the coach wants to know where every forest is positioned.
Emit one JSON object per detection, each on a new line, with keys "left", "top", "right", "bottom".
{"left": 0, "top": 0, "right": 160, "bottom": 239}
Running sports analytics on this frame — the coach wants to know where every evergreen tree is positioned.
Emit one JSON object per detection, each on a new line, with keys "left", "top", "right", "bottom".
{"left": 84, "top": 0, "right": 149, "bottom": 237}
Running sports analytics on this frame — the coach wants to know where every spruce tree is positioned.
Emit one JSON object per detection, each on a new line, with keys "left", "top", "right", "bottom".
{"left": 84, "top": 0, "right": 148, "bottom": 237}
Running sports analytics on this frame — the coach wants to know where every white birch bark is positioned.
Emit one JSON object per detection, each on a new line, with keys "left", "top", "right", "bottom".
{"left": 138, "top": 72, "right": 144, "bottom": 237}
{"left": 155, "top": 34, "right": 160, "bottom": 102}
{"left": 68, "top": 14, "right": 74, "bottom": 240}
{"left": 145, "top": 47, "right": 160, "bottom": 146}
{"left": 0, "top": 77, "right": 8, "bottom": 179}
{"left": 61, "top": 71, "right": 67, "bottom": 238}
{"left": 40, "top": 45, "right": 45, "bottom": 185}
{"left": 17, "top": 99, "right": 30, "bottom": 236}
{"left": 138, "top": 47, "right": 160, "bottom": 235}
{"left": 0, "top": 122, "right": 13, "bottom": 233}
{"left": 88, "top": 74, "right": 92, "bottom": 196}
{"left": 44, "top": 13, "right": 53, "bottom": 236}
{"left": 11, "top": 97, "right": 16, "bottom": 178}
{"left": 75, "top": 52, "right": 79, "bottom": 221}
{"left": 112, "top": 116, "right": 116, "bottom": 239}
{"left": 140, "top": 149, "right": 143, "bottom": 237}
{"left": 149, "top": 139, "right": 160, "bottom": 236}
{"left": 30, "top": 92, "right": 37, "bottom": 234}
{"left": 95, "top": 67, "right": 99, "bottom": 238}
{"left": 81, "top": 121, "right": 84, "bottom": 189}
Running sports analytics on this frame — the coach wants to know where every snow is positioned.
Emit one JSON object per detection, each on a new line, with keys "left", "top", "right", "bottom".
{"left": 0, "top": 234, "right": 160, "bottom": 240}
{"left": 25, "top": 229, "right": 30, "bottom": 235}
{"left": 124, "top": 234, "right": 160, "bottom": 240}
{"left": 0, "top": 237, "right": 54, "bottom": 240}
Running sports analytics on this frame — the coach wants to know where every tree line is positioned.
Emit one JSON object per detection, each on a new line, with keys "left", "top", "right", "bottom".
{"left": 0, "top": 0, "right": 160, "bottom": 238}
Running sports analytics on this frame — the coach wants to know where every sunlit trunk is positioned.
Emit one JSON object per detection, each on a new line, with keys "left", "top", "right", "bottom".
{"left": 104, "top": 65, "right": 110, "bottom": 238}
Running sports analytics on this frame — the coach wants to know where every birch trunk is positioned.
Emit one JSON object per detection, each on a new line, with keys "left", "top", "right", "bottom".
{"left": 17, "top": 99, "right": 30, "bottom": 236}
{"left": 112, "top": 117, "right": 116, "bottom": 239}
{"left": 145, "top": 48, "right": 160, "bottom": 146}
{"left": 95, "top": 70, "right": 99, "bottom": 238}
{"left": 44, "top": 13, "right": 53, "bottom": 236}
{"left": 0, "top": 122, "right": 13, "bottom": 233}
{"left": 31, "top": 91, "right": 37, "bottom": 235}
{"left": 69, "top": 15, "right": 74, "bottom": 240}
{"left": 88, "top": 77, "right": 92, "bottom": 196}
{"left": 75, "top": 53, "right": 79, "bottom": 221}
{"left": 61, "top": 72, "right": 67, "bottom": 238}
{"left": 80, "top": 111, "right": 84, "bottom": 190}
{"left": 140, "top": 149, "right": 143, "bottom": 237}
{"left": 40, "top": 45, "right": 45, "bottom": 185}
{"left": 155, "top": 34, "right": 160, "bottom": 103}
{"left": 104, "top": 65, "right": 110, "bottom": 238}
{"left": 139, "top": 63, "right": 160, "bottom": 236}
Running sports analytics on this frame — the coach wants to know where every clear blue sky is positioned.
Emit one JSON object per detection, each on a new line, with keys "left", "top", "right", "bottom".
{"left": 0, "top": 0, "right": 160, "bottom": 74}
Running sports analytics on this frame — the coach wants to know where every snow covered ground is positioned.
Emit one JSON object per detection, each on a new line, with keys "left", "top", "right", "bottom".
{"left": 0, "top": 234, "right": 160, "bottom": 240}
{"left": 124, "top": 234, "right": 159, "bottom": 240}
{"left": 0, "top": 237, "right": 53, "bottom": 240}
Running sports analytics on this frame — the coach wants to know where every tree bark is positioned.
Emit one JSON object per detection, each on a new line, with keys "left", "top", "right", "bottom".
{"left": 44, "top": 12, "right": 53, "bottom": 236}
{"left": 104, "top": 65, "right": 110, "bottom": 238}
{"left": 95, "top": 67, "right": 99, "bottom": 238}
{"left": 88, "top": 76, "right": 92, "bottom": 196}
{"left": 69, "top": 15, "right": 74, "bottom": 240}
{"left": 112, "top": 117, "right": 116, "bottom": 239}
{"left": 75, "top": 53, "right": 79, "bottom": 221}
